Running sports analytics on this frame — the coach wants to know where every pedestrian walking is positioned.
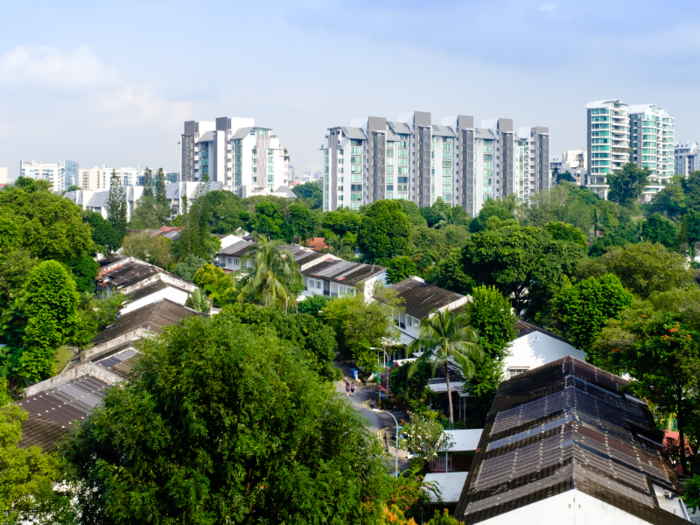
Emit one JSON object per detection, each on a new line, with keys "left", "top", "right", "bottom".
{"left": 351, "top": 382, "right": 355, "bottom": 395}
{"left": 345, "top": 383, "right": 350, "bottom": 397}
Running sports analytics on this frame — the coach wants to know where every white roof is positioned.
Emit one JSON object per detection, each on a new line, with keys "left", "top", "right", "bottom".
{"left": 445, "top": 429, "right": 482, "bottom": 452}
{"left": 585, "top": 99, "right": 628, "bottom": 109}
{"left": 424, "top": 472, "right": 469, "bottom": 503}
{"left": 426, "top": 381, "right": 464, "bottom": 394}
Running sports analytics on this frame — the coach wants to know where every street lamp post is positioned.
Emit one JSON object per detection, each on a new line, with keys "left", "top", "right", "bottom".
{"left": 370, "top": 346, "right": 390, "bottom": 397}
{"left": 373, "top": 408, "right": 399, "bottom": 477}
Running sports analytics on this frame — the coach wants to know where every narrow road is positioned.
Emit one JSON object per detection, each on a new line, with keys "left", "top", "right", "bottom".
{"left": 335, "top": 363, "right": 412, "bottom": 472}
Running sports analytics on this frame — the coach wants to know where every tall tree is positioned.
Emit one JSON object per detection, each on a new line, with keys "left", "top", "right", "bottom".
{"left": 236, "top": 235, "right": 302, "bottom": 308}
{"left": 551, "top": 274, "right": 633, "bottom": 364}
{"left": 154, "top": 168, "right": 167, "bottom": 207}
{"left": 106, "top": 169, "right": 127, "bottom": 242}
{"left": 408, "top": 309, "right": 483, "bottom": 426}
{"left": 59, "top": 312, "right": 393, "bottom": 524}
{"left": 606, "top": 162, "right": 650, "bottom": 207}
{"left": 288, "top": 202, "right": 318, "bottom": 242}
{"left": 142, "top": 167, "right": 154, "bottom": 197}
{"left": 357, "top": 200, "right": 411, "bottom": 263}
{"left": 291, "top": 180, "right": 322, "bottom": 209}
{"left": 22, "top": 261, "right": 80, "bottom": 381}
{"left": 81, "top": 210, "right": 120, "bottom": 253}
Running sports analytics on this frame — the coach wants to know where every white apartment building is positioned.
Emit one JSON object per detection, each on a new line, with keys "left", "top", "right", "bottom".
{"left": 0, "top": 167, "right": 8, "bottom": 185}
{"left": 675, "top": 141, "right": 700, "bottom": 176}
{"left": 80, "top": 165, "right": 144, "bottom": 191}
{"left": 181, "top": 117, "right": 290, "bottom": 197}
{"left": 19, "top": 160, "right": 79, "bottom": 192}
{"left": 586, "top": 100, "right": 675, "bottom": 201}
{"left": 322, "top": 112, "right": 550, "bottom": 216}
{"left": 550, "top": 149, "right": 587, "bottom": 186}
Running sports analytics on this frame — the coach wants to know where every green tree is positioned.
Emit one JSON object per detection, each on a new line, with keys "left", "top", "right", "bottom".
{"left": 288, "top": 202, "right": 318, "bottom": 242}
{"left": 121, "top": 231, "right": 175, "bottom": 270}
{"left": 386, "top": 256, "right": 419, "bottom": 284}
{"left": 460, "top": 225, "right": 586, "bottom": 317}
{"left": 67, "top": 253, "right": 99, "bottom": 294}
{"left": 551, "top": 274, "right": 633, "bottom": 364}
{"left": 321, "top": 289, "right": 401, "bottom": 369}
{"left": 576, "top": 241, "right": 695, "bottom": 298}
{"left": 545, "top": 221, "right": 587, "bottom": 248}
{"left": 398, "top": 200, "right": 428, "bottom": 227}
{"left": 129, "top": 195, "right": 171, "bottom": 230}
{"left": 142, "top": 167, "right": 154, "bottom": 197}
{"left": 246, "top": 201, "right": 292, "bottom": 241}
{"left": 607, "top": 312, "right": 700, "bottom": 474}
{"left": 173, "top": 253, "right": 207, "bottom": 281}
{"left": 72, "top": 293, "right": 124, "bottom": 350}
{"left": 202, "top": 190, "right": 246, "bottom": 234}
{"left": 462, "top": 286, "right": 517, "bottom": 420}
{"left": 436, "top": 206, "right": 469, "bottom": 229}
{"left": 408, "top": 309, "right": 483, "bottom": 426}
{"left": 642, "top": 213, "right": 677, "bottom": 249}
{"left": 81, "top": 210, "right": 120, "bottom": 253}
{"left": 399, "top": 412, "right": 454, "bottom": 462}
{"left": 469, "top": 200, "right": 515, "bottom": 233}
{"left": 176, "top": 181, "right": 221, "bottom": 260}
{"left": 106, "top": 169, "right": 127, "bottom": 242}
{"left": 236, "top": 235, "right": 302, "bottom": 308}
{"left": 607, "top": 162, "right": 650, "bottom": 207}
{"left": 358, "top": 200, "right": 412, "bottom": 263}
{"left": 322, "top": 208, "right": 363, "bottom": 246}
{"left": 296, "top": 294, "right": 332, "bottom": 319}
{"left": 427, "top": 248, "right": 474, "bottom": 295}
{"left": 22, "top": 261, "right": 80, "bottom": 381}
{"left": 192, "top": 263, "right": 226, "bottom": 290}
{"left": 222, "top": 303, "right": 340, "bottom": 381}
{"left": 646, "top": 175, "right": 687, "bottom": 220}
{"left": 154, "top": 167, "right": 167, "bottom": 207}
{"left": 390, "top": 359, "right": 433, "bottom": 411}
{"left": 686, "top": 209, "right": 700, "bottom": 261}
{"left": 1, "top": 403, "right": 73, "bottom": 524}
{"left": 184, "top": 288, "right": 211, "bottom": 313}
{"left": 59, "top": 312, "right": 392, "bottom": 524}
{"left": 556, "top": 170, "right": 576, "bottom": 184}
{"left": 420, "top": 199, "right": 450, "bottom": 228}
{"left": 291, "top": 180, "right": 323, "bottom": 209}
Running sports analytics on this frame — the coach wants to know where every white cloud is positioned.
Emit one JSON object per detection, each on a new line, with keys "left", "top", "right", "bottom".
{"left": 539, "top": 2, "right": 557, "bottom": 13}
{"left": 0, "top": 45, "right": 118, "bottom": 89}
{"left": 99, "top": 85, "right": 191, "bottom": 128}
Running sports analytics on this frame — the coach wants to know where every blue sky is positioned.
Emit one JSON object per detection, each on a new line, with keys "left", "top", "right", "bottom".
{"left": 1, "top": 0, "right": 699, "bottom": 176}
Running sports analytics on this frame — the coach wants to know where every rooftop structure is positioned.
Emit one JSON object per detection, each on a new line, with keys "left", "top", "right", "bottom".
{"left": 454, "top": 356, "right": 689, "bottom": 524}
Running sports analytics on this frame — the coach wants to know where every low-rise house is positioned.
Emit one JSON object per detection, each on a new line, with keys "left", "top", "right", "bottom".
{"left": 17, "top": 299, "right": 202, "bottom": 452}
{"left": 454, "top": 356, "right": 690, "bottom": 524}
{"left": 150, "top": 225, "right": 182, "bottom": 242}
{"left": 216, "top": 241, "right": 332, "bottom": 274}
{"left": 96, "top": 260, "right": 196, "bottom": 298}
{"left": 301, "top": 259, "right": 386, "bottom": 302}
{"left": 381, "top": 278, "right": 468, "bottom": 344}
{"left": 503, "top": 320, "right": 586, "bottom": 380}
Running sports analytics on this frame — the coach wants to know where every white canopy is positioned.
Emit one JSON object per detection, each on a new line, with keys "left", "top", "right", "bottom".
{"left": 445, "top": 429, "right": 483, "bottom": 452}
{"left": 423, "top": 472, "right": 469, "bottom": 503}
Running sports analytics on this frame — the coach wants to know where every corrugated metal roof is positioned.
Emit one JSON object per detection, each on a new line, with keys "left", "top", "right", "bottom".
{"left": 231, "top": 127, "right": 253, "bottom": 139}
{"left": 474, "top": 128, "right": 497, "bottom": 140}
{"left": 383, "top": 278, "right": 464, "bottom": 319}
{"left": 387, "top": 121, "right": 412, "bottom": 135}
{"left": 196, "top": 131, "right": 215, "bottom": 143}
{"left": 454, "top": 356, "right": 686, "bottom": 525}
{"left": 340, "top": 127, "right": 367, "bottom": 140}
{"left": 218, "top": 239, "right": 256, "bottom": 256}
{"left": 432, "top": 124, "right": 456, "bottom": 138}
{"left": 301, "top": 260, "right": 385, "bottom": 286}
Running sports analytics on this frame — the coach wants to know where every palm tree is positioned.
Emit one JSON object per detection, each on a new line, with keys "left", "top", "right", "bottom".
{"left": 407, "top": 308, "right": 483, "bottom": 426}
{"left": 324, "top": 236, "right": 356, "bottom": 261}
{"left": 436, "top": 207, "right": 468, "bottom": 229}
{"left": 236, "top": 235, "right": 301, "bottom": 308}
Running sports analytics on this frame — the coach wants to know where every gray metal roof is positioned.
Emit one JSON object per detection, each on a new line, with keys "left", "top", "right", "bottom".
{"left": 340, "top": 127, "right": 367, "bottom": 140}
{"left": 274, "top": 185, "right": 297, "bottom": 198}
{"left": 86, "top": 192, "right": 108, "bottom": 207}
{"left": 432, "top": 124, "right": 456, "bottom": 138}
{"left": 302, "top": 260, "right": 385, "bottom": 286}
{"left": 383, "top": 278, "right": 464, "bottom": 319}
{"left": 387, "top": 121, "right": 412, "bottom": 135}
{"left": 475, "top": 128, "right": 497, "bottom": 140}
{"left": 218, "top": 239, "right": 255, "bottom": 256}
{"left": 231, "top": 127, "right": 253, "bottom": 140}
{"left": 197, "top": 131, "right": 215, "bottom": 143}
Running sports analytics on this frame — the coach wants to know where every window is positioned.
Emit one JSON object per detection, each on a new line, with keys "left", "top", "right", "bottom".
{"left": 398, "top": 141, "right": 409, "bottom": 149}
{"left": 351, "top": 147, "right": 363, "bottom": 155}
{"left": 351, "top": 184, "right": 362, "bottom": 192}
{"left": 398, "top": 167, "right": 408, "bottom": 174}
{"left": 351, "top": 156, "right": 362, "bottom": 164}
{"left": 351, "top": 165, "right": 362, "bottom": 173}
{"left": 398, "top": 149, "right": 409, "bottom": 157}
{"left": 386, "top": 157, "right": 394, "bottom": 165}
{"left": 442, "top": 151, "right": 452, "bottom": 159}
{"left": 351, "top": 174, "right": 362, "bottom": 182}
{"left": 386, "top": 184, "right": 394, "bottom": 191}
{"left": 386, "top": 149, "right": 394, "bottom": 156}
{"left": 397, "top": 184, "right": 408, "bottom": 192}
{"left": 386, "top": 176, "right": 394, "bottom": 183}
{"left": 233, "top": 258, "right": 239, "bottom": 266}
{"left": 386, "top": 166, "right": 394, "bottom": 175}
{"left": 398, "top": 176, "right": 408, "bottom": 183}
{"left": 351, "top": 194, "right": 362, "bottom": 201}
{"left": 442, "top": 161, "right": 452, "bottom": 168}
{"left": 508, "top": 367, "right": 530, "bottom": 379}
{"left": 351, "top": 139, "right": 362, "bottom": 146}
{"left": 398, "top": 158, "right": 409, "bottom": 166}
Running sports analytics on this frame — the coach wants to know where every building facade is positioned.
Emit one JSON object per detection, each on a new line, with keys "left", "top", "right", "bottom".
{"left": 586, "top": 100, "right": 675, "bottom": 201}
{"left": 79, "top": 165, "right": 144, "bottom": 191}
{"left": 675, "top": 141, "right": 699, "bottom": 177}
{"left": 180, "top": 117, "right": 290, "bottom": 197}
{"left": 0, "top": 167, "right": 8, "bottom": 185}
{"left": 19, "top": 160, "right": 79, "bottom": 192}
{"left": 550, "top": 149, "right": 587, "bottom": 186}
{"left": 322, "top": 112, "right": 550, "bottom": 216}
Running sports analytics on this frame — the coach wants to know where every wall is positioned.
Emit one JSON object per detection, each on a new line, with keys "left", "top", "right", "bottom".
{"left": 503, "top": 331, "right": 586, "bottom": 375}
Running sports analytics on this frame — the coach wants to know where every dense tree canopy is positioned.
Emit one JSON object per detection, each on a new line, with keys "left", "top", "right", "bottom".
{"left": 607, "top": 162, "right": 650, "bottom": 208}
{"left": 60, "top": 312, "right": 392, "bottom": 524}
{"left": 357, "top": 200, "right": 412, "bottom": 263}
{"left": 291, "top": 180, "right": 323, "bottom": 209}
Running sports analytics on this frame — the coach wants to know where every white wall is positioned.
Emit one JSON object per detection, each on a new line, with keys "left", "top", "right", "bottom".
{"left": 473, "top": 490, "right": 657, "bottom": 525}
{"left": 504, "top": 331, "right": 586, "bottom": 376}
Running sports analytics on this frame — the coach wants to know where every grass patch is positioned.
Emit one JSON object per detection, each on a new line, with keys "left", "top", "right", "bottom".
{"left": 54, "top": 345, "right": 74, "bottom": 375}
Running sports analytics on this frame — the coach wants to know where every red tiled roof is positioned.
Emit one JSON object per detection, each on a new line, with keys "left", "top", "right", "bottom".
{"left": 305, "top": 237, "right": 328, "bottom": 252}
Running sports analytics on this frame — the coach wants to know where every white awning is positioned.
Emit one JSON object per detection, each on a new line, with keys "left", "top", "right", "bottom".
{"left": 423, "top": 472, "right": 469, "bottom": 503}
{"left": 445, "top": 429, "right": 483, "bottom": 452}
{"left": 426, "top": 381, "right": 464, "bottom": 393}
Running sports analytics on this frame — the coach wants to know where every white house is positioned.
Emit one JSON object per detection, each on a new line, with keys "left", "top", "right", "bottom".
{"left": 216, "top": 240, "right": 332, "bottom": 275}
{"left": 503, "top": 320, "right": 586, "bottom": 380}
{"left": 301, "top": 259, "right": 386, "bottom": 303}
{"left": 381, "top": 277, "right": 468, "bottom": 345}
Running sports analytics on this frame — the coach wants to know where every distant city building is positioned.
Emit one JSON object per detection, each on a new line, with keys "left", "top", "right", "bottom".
{"left": 79, "top": 165, "right": 144, "bottom": 191}
{"left": 0, "top": 167, "right": 8, "bottom": 185}
{"left": 166, "top": 172, "right": 179, "bottom": 183}
{"left": 586, "top": 99, "right": 674, "bottom": 201}
{"left": 675, "top": 141, "right": 699, "bottom": 177}
{"left": 288, "top": 165, "right": 296, "bottom": 181}
{"left": 551, "top": 149, "right": 587, "bottom": 185}
{"left": 180, "top": 117, "right": 290, "bottom": 197}
{"left": 19, "top": 160, "right": 79, "bottom": 192}
{"left": 322, "top": 112, "right": 550, "bottom": 215}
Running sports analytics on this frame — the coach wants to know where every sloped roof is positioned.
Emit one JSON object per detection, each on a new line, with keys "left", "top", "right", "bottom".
{"left": 387, "top": 121, "right": 412, "bottom": 135}
{"left": 454, "top": 356, "right": 686, "bottom": 525}
{"left": 302, "top": 259, "right": 385, "bottom": 286}
{"left": 340, "top": 127, "right": 367, "bottom": 140}
{"left": 383, "top": 278, "right": 464, "bottom": 320}
{"left": 128, "top": 279, "right": 190, "bottom": 302}
{"left": 218, "top": 239, "right": 256, "bottom": 257}
{"left": 17, "top": 375, "right": 111, "bottom": 452}
{"left": 515, "top": 319, "right": 570, "bottom": 344}
{"left": 91, "top": 299, "right": 200, "bottom": 346}
{"left": 432, "top": 124, "right": 456, "bottom": 138}
{"left": 94, "top": 348, "right": 138, "bottom": 379}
